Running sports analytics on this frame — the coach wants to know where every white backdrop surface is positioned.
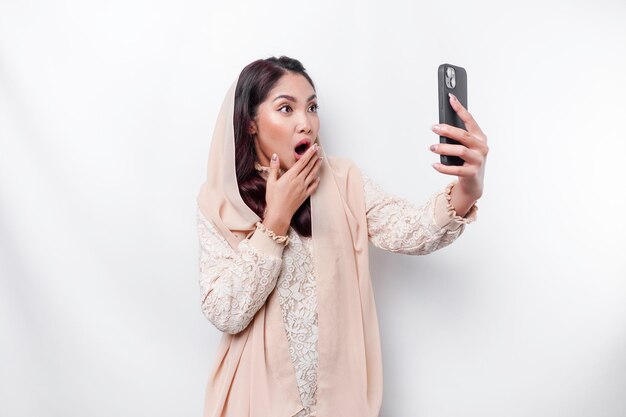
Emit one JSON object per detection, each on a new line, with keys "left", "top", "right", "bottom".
{"left": 1, "top": 0, "right": 625, "bottom": 416}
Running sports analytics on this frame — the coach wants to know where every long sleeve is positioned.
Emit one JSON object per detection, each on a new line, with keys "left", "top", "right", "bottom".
{"left": 197, "top": 207, "right": 285, "bottom": 334}
{"left": 363, "top": 173, "right": 478, "bottom": 255}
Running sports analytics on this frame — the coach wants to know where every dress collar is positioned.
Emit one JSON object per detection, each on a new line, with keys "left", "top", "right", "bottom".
{"left": 254, "top": 161, "right": 285, "bottom": 177}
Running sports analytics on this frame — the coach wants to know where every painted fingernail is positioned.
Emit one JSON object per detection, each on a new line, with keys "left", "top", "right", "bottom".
{"left": 430, "top": 144, "right": 438, "bottom": 152}
{"left": 271, "top": 153, "right": 277, "bottom": 161}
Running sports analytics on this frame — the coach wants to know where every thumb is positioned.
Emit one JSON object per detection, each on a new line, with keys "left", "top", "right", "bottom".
{"left": 268, "top": 153, "right": 279, "bottom": 183}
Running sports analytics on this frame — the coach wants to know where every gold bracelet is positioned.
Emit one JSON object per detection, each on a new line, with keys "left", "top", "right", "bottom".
{"left": 255, "top": 221, "right": 290, "bottom": 246}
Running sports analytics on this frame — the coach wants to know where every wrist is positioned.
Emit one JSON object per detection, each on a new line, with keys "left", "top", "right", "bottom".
{"left": 457, "top": 178, "right": 483, "bottom": 201}
{"left": 262, "top": 208, "right": 290, "bottom": 236}
{"left": 448, "top": 182, "right": 478, "bottom": 218}
{"left": 255, "top": 221, "right": 290, "bottom": 246}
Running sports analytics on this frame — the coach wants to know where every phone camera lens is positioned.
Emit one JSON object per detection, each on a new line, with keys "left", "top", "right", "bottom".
{"left": 445, "top": 67, "right": 456, "bottom": 89}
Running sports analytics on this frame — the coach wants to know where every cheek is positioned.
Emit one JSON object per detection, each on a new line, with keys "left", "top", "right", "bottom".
{"left": 258, "top": 116, "right": 293, "bottom": 151}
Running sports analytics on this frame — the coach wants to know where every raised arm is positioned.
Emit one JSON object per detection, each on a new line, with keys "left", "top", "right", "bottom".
{"left": 197, "top": 207, "right": 285, "bottom": 334}
{"left": 363, "top": 173, "right": 477, "bottom": 255}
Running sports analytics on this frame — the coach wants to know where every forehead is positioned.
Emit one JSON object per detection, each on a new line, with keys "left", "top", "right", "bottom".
{"left": 268, "top": 72, "right": 315, "bottom": 99}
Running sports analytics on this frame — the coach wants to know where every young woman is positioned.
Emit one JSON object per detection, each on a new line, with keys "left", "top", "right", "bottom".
{"left": 196, "top": 56, "right": 487, "bottom": 417}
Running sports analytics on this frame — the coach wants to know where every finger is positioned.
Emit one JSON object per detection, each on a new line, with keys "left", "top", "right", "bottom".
{"left": 431, "top": 162, "right": 476, "bottom": 177}
{"left": 429, "top": 143, "right": 482, "bottom": 165}
{"left": 301, "top": 155, "right": 323, "bottom": 180}
{"left": 291, "top": 144, "right": 319, "bottom": 176}
{"left": 268, "top": 153, "right": 280, "bottom": 183}
{"left": 432, "top": 123, "right": 482, "bottom": 149}
{"left": 304, "top": 158, "right": 322, "bottom": 186}
{"left": 448, "top": 93, "right": 487, "bottom": 141}
{"left": 306, "top": 176, "right": 322, "bottom": 194}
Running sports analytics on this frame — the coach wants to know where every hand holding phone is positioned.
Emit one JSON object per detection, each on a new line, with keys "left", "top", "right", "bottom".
{"left": 431, "top": 62, "right": 489, "bottom": 208}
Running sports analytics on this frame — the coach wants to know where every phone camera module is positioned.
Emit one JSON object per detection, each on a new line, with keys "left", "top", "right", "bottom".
{"left": 445, "top": 67, "right": 456, "bottom": 89}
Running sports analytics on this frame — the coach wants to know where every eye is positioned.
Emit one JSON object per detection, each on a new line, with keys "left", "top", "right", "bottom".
{"left": 309, "top": 103, "right": 320, "bottom": 112}
{"left": 278, "top": 104, "right": 292, "bottom": 113}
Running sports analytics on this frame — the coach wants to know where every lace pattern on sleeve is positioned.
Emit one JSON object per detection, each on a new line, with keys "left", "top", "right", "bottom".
{"left": 362, "top": 173, "right": 470, "bottom": 255}
{"left": 197, "top": 208, "right": 283, "bottom": 334}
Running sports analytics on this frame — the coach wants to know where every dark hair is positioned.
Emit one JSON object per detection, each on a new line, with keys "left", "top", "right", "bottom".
{"left": 233, "top": 56, "right": 316, "bottom": 237}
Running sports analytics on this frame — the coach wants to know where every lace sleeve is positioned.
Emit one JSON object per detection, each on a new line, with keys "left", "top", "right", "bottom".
{"left": 362, "top": 173, "right": 477, "bottom": 255}
{"left": 197, "top": 207, "right": 284, "bottom": 334}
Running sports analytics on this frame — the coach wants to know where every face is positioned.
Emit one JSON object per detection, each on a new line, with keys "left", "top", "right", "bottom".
{"left": 249, "top": 72, "right": 320, "bottom": 171}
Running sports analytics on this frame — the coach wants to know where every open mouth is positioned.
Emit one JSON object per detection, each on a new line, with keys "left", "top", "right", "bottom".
{"left": 294, "top": 139, "right": 312, "bottom": 159}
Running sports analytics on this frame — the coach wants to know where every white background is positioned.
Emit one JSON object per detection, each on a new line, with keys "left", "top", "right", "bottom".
{"left": 1, "top": 0, "right": 625, "bottom": 416}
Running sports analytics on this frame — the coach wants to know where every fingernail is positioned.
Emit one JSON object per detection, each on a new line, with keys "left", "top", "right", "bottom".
{"left": 449, "top": 93, "right": 457, "bottom": 102}
{"left": 432, "top": 124, "right": 440, "bottom": 131}
{"left": 432, "top": 162, "right": 440, "bottom": 169}
{"left": 430, "top": 144, "right": 438, "bottom": 151}
{"left": 271, "top": 153, "right": 277, "bottom": 161}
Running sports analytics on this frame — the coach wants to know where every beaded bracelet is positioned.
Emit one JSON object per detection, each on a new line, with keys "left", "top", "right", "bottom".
{"left": 255, "top": 221, "right": 290, "bottom": 246}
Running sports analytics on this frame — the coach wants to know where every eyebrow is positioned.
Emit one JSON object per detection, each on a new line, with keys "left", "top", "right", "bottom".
{"left": 272, "top": 94, "right": 317, "bottom": 103}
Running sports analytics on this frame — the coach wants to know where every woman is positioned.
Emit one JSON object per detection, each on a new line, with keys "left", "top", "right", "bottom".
{"left": 196, "top": 56, "right": 487, "bottom": 417}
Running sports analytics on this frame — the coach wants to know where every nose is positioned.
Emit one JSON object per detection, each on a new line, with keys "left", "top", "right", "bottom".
{"left": 297, "top": 113, "right": 312, "bottom": 134}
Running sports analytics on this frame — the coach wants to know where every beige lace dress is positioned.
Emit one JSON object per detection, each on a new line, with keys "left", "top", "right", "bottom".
{"left": 197, "top": 169, "right": 477, "bottom": 417}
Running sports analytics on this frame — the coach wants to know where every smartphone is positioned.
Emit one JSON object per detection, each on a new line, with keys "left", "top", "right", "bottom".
{"left": 438, "top": 63, "right": 468, "bottom": 166}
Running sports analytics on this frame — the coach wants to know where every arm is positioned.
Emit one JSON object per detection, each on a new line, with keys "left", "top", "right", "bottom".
{"left": 363, "top": 173, "right": 477, "bottom": 255}
{"left": 197, "top": 207, "right": 285, "bottom": 334}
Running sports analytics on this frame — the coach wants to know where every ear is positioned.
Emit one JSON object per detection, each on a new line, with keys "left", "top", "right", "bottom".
{"left": 248, "top": 121, "right": 257, "bottom": 135}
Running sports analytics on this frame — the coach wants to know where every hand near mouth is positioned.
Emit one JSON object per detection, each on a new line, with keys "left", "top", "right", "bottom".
{"left": 262, "top": 143, "right": 323, "bottom": 236}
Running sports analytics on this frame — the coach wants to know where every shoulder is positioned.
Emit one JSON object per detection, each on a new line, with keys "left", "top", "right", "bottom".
{"left": 325, "top": 156, "right": 367, "bottom": 214}
{"left": 197, "top": 206, "right": 248, "bottom": 247}
{"left": 326, "top": 156, "right": 362, "bottom": 179}
{"left": 325, "top": 158, "right": 389, "bottom": 210}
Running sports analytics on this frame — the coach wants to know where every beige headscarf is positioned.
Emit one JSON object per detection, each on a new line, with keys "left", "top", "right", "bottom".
{"left": 197, "top": 76, "right": 383, "bottom": 416}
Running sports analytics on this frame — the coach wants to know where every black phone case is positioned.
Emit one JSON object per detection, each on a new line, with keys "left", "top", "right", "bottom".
{"left": 438, "top": 63, "right": 468, "bottom": 166}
